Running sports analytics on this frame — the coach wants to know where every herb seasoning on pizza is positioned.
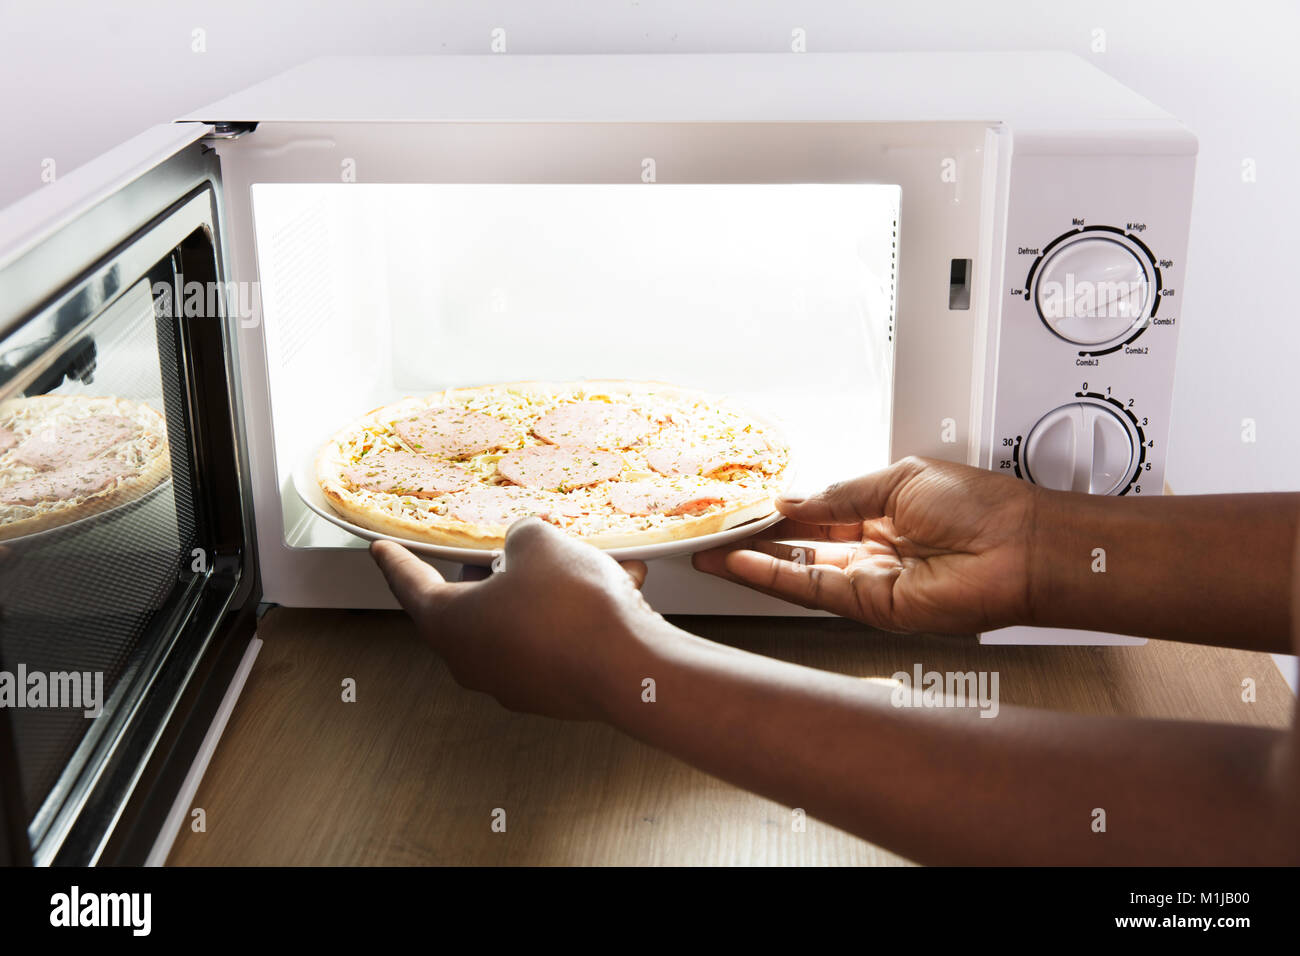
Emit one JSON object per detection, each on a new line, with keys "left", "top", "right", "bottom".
{"left": 0, "top": 395, "right": 171, "bottom": 541}
{"left": 315, "top": 381, "right": 791, "bottom": 549}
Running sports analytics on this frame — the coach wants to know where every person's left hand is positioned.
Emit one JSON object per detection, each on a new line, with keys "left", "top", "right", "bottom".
{"left": 369, "top": 518, "right": 665, "bottom": 720}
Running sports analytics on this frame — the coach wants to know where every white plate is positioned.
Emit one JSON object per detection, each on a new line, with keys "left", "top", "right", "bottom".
{"left": 292, "top": 444, "right": 786, "bottom": 566}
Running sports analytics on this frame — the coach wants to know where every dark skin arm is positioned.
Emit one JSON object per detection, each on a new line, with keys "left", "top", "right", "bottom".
{"left": 607, "top": 625, "right": 1296, "bottom": 865}
{"left": 693, "top": 456, "right": 1299, "bottom": 652}
{"left": 370, "top": 459, "right": 1300, "bottom": 865}
{"left": 1030, "top": 487, "right": 1298, "bottom": 650}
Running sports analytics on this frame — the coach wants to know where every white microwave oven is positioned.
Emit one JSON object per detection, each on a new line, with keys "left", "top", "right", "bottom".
{"left": 0, "top": 49, "right": 1196, "bottom": 861}
{"left": 4, "top": 50, "right": 1199, "bottom": 619}
{"left": 200, "top": 52, "right": 1192, "bottom": 628}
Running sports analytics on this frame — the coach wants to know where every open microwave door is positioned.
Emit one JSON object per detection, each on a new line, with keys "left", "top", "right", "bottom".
{"left": 0, "top": 124, "right": 260, "bottom": 864}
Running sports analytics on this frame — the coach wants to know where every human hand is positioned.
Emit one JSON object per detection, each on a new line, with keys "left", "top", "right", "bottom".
{"left": 693, "top": 457, "right": 1039, "bottom": 634}
{"left": 370, "top": 518, "right": 668, "bottom": 720}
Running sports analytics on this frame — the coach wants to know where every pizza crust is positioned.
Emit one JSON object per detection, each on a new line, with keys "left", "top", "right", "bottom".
{"left": 0, "top": 395, "right": 172, "bottom": 543}
{"left": 316, "top": 381, "right": 790, "bottom": 551}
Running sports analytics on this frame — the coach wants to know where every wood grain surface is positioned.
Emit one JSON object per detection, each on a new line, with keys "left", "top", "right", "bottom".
{"left": 166, "top": 608, "right": 1294, "bottom": 866}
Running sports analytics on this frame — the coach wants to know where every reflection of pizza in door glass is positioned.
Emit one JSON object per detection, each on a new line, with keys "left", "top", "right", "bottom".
{"left": 0, "top": 395, "right": 171, "bottom": 541}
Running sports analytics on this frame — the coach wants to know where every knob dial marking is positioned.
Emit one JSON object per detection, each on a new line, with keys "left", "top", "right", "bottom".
{"left": 1022, "top": 397, "right": 1142, "bottom": 495}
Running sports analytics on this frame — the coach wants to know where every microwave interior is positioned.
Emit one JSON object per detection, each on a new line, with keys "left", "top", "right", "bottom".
{"left": 252, "top": 183, "right": 902, "bottom": 552}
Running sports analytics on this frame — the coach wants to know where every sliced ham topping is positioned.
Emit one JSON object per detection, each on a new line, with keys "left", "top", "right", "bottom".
{"left": 607, "top": 481, "right": 729, "bottom": 517}
{"left": 343, "top": 450, "right": 472, "bottom": 498}
{"left": 0, "top": 426, "right": 15, "bottom": 453}
{"left": 496, "top": 445, "right": 623, "bottom": 492}
{"left": 533, "top": 402, "right": 653, "bottom": 449}
{"left": 0, "top": 458, "right": 131, "bottom": 506}
{"left": 644, "top": 433, "right": 774, "bottom": 478}
{"left": 443, "top": 485, "right": 580, "bottom": 528}
{"left": 393, "top": 408, "right": 513, "bottom": 459}
{"left": 13, "top": 414, "right": 139, "bottom": 471}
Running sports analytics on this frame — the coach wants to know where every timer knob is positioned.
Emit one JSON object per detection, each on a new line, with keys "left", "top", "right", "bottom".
{"left": 1023, "top": 401, "right": 1137, "bottom": 495}
{"left": 1033, "top": 236, "right": 1152, "bottom": 345}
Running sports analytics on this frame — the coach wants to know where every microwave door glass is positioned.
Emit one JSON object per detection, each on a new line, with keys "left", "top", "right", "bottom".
{"left": 249, "top": 183, "right": 901, "bottom": 550}
{"left": 1, "top": 224, "right": 256, "bottom": 863}
{"left": 0, "top": 132, "right": 260, "bottom": 864}
{"left": 0, "top": 276, "right": 202, "bottom": 851}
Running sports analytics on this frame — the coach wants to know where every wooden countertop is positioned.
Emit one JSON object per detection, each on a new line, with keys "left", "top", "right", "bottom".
{"left": 167, "top": 608, "right": 1294, "bottom": 866}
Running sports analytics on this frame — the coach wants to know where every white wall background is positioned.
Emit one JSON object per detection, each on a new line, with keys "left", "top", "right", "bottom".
{"left": 1, "top": 0, "right": 1297, "bottom": 496}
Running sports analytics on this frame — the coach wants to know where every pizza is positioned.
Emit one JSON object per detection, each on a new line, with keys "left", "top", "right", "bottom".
{"left": 315, "top": 381, "right": 791, "bottom": 550}
{"left": 0, "top": 395, "right": 172, "bottom": 542}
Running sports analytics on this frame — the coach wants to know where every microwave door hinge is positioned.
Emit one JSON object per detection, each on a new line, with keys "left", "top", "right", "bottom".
{"left": 203, "top": 121, "right": 258, "bottom": 141}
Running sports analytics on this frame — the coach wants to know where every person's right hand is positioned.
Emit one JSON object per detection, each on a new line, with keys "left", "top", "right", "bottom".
{"left": 692, "top": 457, "right": 1040, "bottom": 634}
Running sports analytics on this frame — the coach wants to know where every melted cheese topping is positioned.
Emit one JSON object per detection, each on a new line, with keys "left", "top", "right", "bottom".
{"left": 323, "top": 383, "right": 790, "bottom": 536}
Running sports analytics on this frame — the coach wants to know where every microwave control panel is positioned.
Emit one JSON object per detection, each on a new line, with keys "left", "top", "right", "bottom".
{"left": 982, "top": 132, "right": 1196, "bottom": 497}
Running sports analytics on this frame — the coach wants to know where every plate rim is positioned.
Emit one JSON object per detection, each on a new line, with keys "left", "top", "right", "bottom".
{"left": 291, "top": 437, "right": 788, "bottom": 566}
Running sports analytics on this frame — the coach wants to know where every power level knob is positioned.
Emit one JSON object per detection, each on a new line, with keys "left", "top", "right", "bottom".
{"left": 1033, "top": 237, "right": 1152, "bottom": 345}
{"left": 1023, "top": 401, "right": 1137, "bottom": 494}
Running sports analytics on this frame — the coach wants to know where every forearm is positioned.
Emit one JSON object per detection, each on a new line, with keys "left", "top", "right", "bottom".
{"left": 603, "top": 619, "right": 1298, "bottom": 865}
{"left": 1029, "top": 491, "right": 1300, "bottom": 651}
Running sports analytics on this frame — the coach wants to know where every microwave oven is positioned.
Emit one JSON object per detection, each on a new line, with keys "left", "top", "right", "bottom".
{"left": 0, "top": 52, "right": 1194, "bottom": 862}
